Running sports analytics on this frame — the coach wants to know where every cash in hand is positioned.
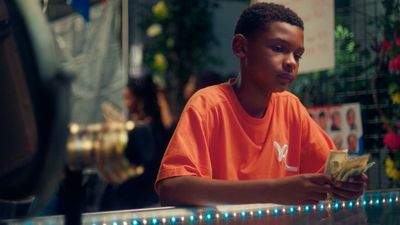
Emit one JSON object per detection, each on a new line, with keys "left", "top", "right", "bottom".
{"left": 324, "top": 149, "right": 375, "bottom": 182}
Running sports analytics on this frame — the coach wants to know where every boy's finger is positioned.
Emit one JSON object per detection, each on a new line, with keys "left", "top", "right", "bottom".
{"left": 333, "top": 187, "right": 363, "bottom": 200}
{"left": 334, "top": 181, "right": 365, "bottom": 193}
{"left": 309, "top": 174, "right": 333, "bottom": 185}
{"left": 347, "top": 173, "right": 368, "bottom": 183}
{"left": 361, "top": 173, "right": 369, "bottom": 182}
{"left": 310, "top": 183, "right": 332, "bottom": 194}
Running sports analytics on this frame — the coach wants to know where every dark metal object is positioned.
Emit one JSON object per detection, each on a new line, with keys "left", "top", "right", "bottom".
{"left": 0, "top": 0, "right": 71, "bottom": 220}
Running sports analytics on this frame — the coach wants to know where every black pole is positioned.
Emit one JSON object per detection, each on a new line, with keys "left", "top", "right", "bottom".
{"left": 64, "top": 169, "right": 82, "bottom": 225}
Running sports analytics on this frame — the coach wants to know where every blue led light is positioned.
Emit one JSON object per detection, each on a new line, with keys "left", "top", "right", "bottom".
{"left": 363, "top": 200, "right": 367, "bottom": 205}
{"left": 375, "top": 199, "right": 380, "bottom": 205}
{"left": 257, "top": 210, "right": 262, "bottom": 215}
{"left": 289, "top": 207, "right": 294, "bottom": 213}
{"left": 190, "top": 215, "right": 195, "bottom": 221}
{"left": 241, "top": 211, "right": 246, "bottom": 217}
{"left": 132, "top": 220, "right": 138, "bottom": 225}
{"left": 113, "top": 222, "right": 118, "bottom": 225}
{"left": 334, "top": 203, "right": 339, "bottom": 209}
{"left": 305, "top": 206, "right": 310, "bottom": 211}
{"left": 152, "top": 218, "right": 157, "bottom": 224}
{"left": 349, "top": 202, "right": 353, "bottom": 208}
{"left": 171, "top": 217, "right": 176, "bottom": 223}
{"left": 224, "top": 213, "right": 229, "bottom": 218}
{"left": 319, "top": 204, "right": 324, "bottom": 210}
{"left": 389, "top": 198, "right": 393, "bottom": 203}
{"left": 206, "top": 214, "right": 212, "bottom": 220}
{"left": 274, "top": 209, "right": 278, "bottom": 214}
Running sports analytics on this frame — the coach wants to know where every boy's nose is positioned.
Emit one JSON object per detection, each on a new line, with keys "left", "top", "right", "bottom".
{"left": 283, "top": 56, "right": 297, "bottom": 72}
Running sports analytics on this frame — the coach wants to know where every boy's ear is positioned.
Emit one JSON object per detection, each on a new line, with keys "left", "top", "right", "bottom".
{"left": 232, "top": 34, "right": 247, "bottom": 58}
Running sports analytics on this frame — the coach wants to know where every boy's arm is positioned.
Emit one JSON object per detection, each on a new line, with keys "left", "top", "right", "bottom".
{"left": 158, "top": 174, "right": 333, "bottom": 206}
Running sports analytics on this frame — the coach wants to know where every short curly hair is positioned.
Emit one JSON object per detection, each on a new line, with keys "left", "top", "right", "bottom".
{"left": 234, "top": 2, "right": 304, "bottom": 38}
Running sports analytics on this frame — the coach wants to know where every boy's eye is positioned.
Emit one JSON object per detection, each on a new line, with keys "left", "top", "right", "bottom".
{"left": 271, "top": 45, "right": 284, "bottom": 52}
{"left": 294, "top": 54, "right": 303, "bottom": 61}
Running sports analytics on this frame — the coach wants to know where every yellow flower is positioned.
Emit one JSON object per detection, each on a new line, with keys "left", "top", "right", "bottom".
{"left": 152, "top": 1, "right": 168, "bottom": 20}
{"left": 385, "top": 158, "right": 394, "bottom": 167}
{"left": 385, "top": 158, "right": 400, "bottom": 181}
{"left": 152, "top": 53, "right": 168, "bottom": 72}
{"left": 146, "top": 23, "right": 162, "bottom": 37}
{"left": 391, "top": 92, "right": 400, "bottom": 104}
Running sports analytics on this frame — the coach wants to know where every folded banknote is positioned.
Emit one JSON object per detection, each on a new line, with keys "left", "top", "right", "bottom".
{"left": 324, "top": 149, "right": 375, "bottom": 182}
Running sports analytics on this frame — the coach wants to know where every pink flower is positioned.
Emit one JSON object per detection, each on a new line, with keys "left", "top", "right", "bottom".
{"left": 389, "top": 55, "right": 400, "bottom": 73}
{"left": 381, "top": 39, "right": 392, "bottom": 52}
{"left": 384, "top": 130, "right": 400, "bottom": 151}
{"left": 383, "top": 123, "right": 400, "bottom": 151}
{"left": 395, "top": 32, "right": 400, "bottom": 46}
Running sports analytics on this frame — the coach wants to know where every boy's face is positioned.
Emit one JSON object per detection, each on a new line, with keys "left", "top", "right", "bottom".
{"left": 237, "top": 22, "right": 304, "bottom": 92}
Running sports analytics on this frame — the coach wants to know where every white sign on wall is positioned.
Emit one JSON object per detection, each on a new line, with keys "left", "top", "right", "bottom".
{"left": 252, "top": 0, "right": 335, "bottom": 74}
{"left": 308, "top": 103, "right": 364, "bottom": 155}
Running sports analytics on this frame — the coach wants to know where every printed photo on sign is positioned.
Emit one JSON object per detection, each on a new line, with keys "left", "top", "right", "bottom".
{"left": 307, "top": 103, "right": 363, "bottom": 154}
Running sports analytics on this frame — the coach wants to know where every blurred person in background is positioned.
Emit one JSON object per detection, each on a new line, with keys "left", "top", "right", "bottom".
{"left": 99, "top": 75, "right": 175, "bottom": 210}
{"left": 99, "top": 70, "right": 223, "bottom": 209}
{"left": 183, "top": 70, "right": 225, "bottom": 101}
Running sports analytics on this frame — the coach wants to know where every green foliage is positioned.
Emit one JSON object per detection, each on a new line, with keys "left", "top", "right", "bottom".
{"left": 141, "top": 0, "right": 220, "bottom": 107}
{"left": 374, "top": 0, "right": 400, "bottom": 120}
{"left": 290, "top": 24, "right": 368, "bottom": 106}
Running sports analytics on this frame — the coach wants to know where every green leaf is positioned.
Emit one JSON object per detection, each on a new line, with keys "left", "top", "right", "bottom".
{"left": 388, "top": 83, "right": 399, "bottom": 94}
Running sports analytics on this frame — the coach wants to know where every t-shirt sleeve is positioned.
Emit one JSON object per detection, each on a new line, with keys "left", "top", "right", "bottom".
{"left": 155, "top": 105, "right": 212, "bottom": 192}
{"left": 299, "top": 104, "right": 335, "bottom": 173}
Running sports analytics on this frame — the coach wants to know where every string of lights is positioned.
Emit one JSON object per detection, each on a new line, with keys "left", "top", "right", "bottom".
{"left": 115, "top": 195, "right": 398, "bottom": 225}
{"left": 5, "top": 190, "right": 399, "bottom": 225}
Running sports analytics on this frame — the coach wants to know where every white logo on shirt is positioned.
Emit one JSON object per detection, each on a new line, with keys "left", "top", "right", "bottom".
{"left": 273, "top": 141, "right": 298, "bottom": 172}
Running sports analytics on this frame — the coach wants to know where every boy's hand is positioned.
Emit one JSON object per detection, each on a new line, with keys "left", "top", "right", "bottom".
{"left": 272, "top": 174, "right": 333, "bottom": 205}
{"left": 332, "top": 173, "right": 368, "bottom": 201}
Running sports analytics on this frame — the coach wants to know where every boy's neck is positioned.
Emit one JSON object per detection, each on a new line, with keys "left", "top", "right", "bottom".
{"left": 231, "top": 74, "right": 272, "bottom": 118}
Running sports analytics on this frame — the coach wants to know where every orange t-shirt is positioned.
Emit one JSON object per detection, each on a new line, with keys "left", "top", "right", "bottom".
{"left": 156, "top": 82, "right": 335, "bottom": 190}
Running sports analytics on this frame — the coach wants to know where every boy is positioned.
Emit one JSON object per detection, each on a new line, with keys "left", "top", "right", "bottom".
{"left": 156, "top": 2, "right": 367, "bottom": 206}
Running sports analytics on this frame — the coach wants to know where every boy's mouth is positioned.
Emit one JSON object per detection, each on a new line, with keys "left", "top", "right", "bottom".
{"left": 277, "top": 73, "right": 295, "bottom": 84}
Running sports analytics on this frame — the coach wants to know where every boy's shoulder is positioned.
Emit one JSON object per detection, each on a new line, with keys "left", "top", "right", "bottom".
{"left": 186, "top": 83, "right": 230, "bottom": 113}
{"left": 272, "top": 91, "right": 306, "bottom": 114}
{"left": 272, "top": 91, "right": 301, "bottom": 103}
{"left": 272, "top": 91, "right": 308, "bottom": 118}
{"left": 185, "top": 85, "right": 304, "bottom": 116}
